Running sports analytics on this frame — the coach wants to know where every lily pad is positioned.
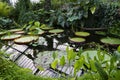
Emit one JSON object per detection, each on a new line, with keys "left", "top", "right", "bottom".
{"left": 81, "top": 50, "right": 110, "bottom": 62}
{"left": 28, "top": 30, "right": 45, "bottom": 35}
{"left": 1, "top": 34, "right": 21, "bottom": 40}
{"left": 0, "top": 31, "right": 6, "bottom": 35}
{"left": 100, "top": 37, "right": 120, "bottom": 45}
{"left": 40, "top": 27, "right": 53, "bottom": 30}
{"left": 95, "top": 31, "right": 106, "bottom": 36}
{"left": 14, "top": 36, "right": 39, "bottom": 44}
{"left": 15, "top": 31, "right": 25, "bottom": 34}
{"left": 8, "top": 29, "right": 23, "bottom": 32}
{"left": 69, "top": 37, "right": 85, "bottom": 43}
{"left": 75, "top": 32, "right": 90, "bottom": 37}
{"left": 49, "top": 29, "right": 64, "bottom": 34}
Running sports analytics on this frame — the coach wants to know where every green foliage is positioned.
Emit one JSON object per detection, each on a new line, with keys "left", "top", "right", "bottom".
{"left": 49, "top": 0, "right": 100, "bottom": 29}
{"left": 50, "top": 46, "right": 120, "bottom": 80}
{"left": 48, "top": 0, "right": 120, "bottom": 29}
{"left": 0, "top": 51, "right": 65, "bottom": 80}
{"left": 74, "top": 56, "right": 84, "bottom": 75}
{"left": 117, "top": 45, "right": 120, "bottom": 53}
{"left": 51, "top": 59, "right": 58, "bottom": 69}
{"left": 108, "top": 21, "right": 120, "bottom": 37}
{"left": 60, "top": 56, "right": 66, "bottom": 66}
{"left": 79, "top": 47, "right": 120, "bottom": 80}
{"left": 95, "top": 62, "right": 108, "bottom": 80}
{"left": 51, "top": 0, "right": 77, "bottom": 9}
{"left": 19, "top": 9, "right": 52, "bottom": 24}
{"left": 94, "top": 2, "right": 120, "bottom": 28}
{"left": 13, "top": 0, "right": 32, "bottom": 24}
{"left": 22, "top": 21, "right": 47, "bottom": 35}
{"left": 0, "top": 1, "right": 13, "bottom": 17}
{"left": 0, "top": 17, "right": 19, "bottom": 30}
{"left": 31, "top": 0, "right": 45, "bottom": 11}
{"left": 52, "top": 51, "right": 58, "bottom": 60}
{"left": 66, "top": 47, "right": 76, "bottom": 64}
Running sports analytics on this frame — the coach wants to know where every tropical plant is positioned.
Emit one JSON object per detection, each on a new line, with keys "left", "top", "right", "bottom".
{"left": 0, "top": 51, "right": 66, "bottom": 80}
{"left": 108, "top": 20, "right": 120, "bottom": 37}
{"left": 51, "top": 46, "right": 120, "bottom": 79}
{"left": 20, "top": 9, "right": 52, "bottom": 24}
{"left": 78, "top": 46, "right": 120, "bottom": 80}
{"left": 13, "top": 0, "right": 32, "bottom": 24}
{"left": 49, "top": 0, "right": 100, "bottom": 29}
{"left": 0, "top": 1, "right": 13, "bottom": 17}
{"left": 0, "top": 17, "right": 19, "bottom": 30}
{"left": 94, "top": 2, "right": 120, "bottom": 28}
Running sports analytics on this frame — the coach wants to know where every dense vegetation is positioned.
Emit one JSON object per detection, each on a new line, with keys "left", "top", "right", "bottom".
{"left": 0, "top": 0, "right": 120, "bottom": 80}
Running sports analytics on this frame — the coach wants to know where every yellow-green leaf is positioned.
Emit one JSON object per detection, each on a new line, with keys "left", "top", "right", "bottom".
{"left": 60, "top": 56, "right": 66, "bottom": 66}
{"left": 90, "top": 6, "right": 96, "bottom": 14}
{"left": 117, "top": 45, "right": 120, "bottom": 53}
{"left": 51, "top": 59, "right": 58, "bottom": 69}
{"left": 90, "top": 60, "right": 96, "bottom": 72}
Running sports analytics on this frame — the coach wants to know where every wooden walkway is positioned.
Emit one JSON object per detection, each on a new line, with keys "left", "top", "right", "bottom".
{"left": 0, "top": 39, "right": 82, "bottom": 78}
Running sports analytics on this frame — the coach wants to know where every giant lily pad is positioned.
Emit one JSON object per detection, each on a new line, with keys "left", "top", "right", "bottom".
{"left": 95, "top": 31, "right": 106, "bottom": 36}
{"left": 69, "top": 37, "right": 85, "bottom": 43}
{"left": 0, "top": 31, "right": 6, "bottom": 35}
{"left": 8, "top": 29, "right": 23, "bottom": 32}
{"left": 100, "top": 37, "right": 120, "bottom": 45}
{"left": 1, "top": 34, "right": 21, "bottom": 40}
{"left": 15, "top": 31, "right": 25, "bottom": 34}
{"left": 40, "top": 27, "right": 53, "bottom": 30}
{"left": 14, "top": 36, "right": 39, "bottom": 44}
{"left": 81, "top": 50, "right": 110, "bottom": 63}
{"left": 49, "top": 29, "right": 64, "bottom": 34}
{"left": 75, "top": 32, "right": 90, "bottom": 37}
{"left": 28, "top": 30, "right": 45, "bottom": 35}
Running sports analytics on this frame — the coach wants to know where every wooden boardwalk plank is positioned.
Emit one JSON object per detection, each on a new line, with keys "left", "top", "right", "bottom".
{"left": 12, "top": 44, "right": 28, "bottom": 52}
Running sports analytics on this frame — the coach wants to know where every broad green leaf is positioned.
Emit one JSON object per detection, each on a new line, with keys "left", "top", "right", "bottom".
{"left": 89, "top": 60, "right": 96, "bottom": 72}
{"left": 74, "top": 56, "right": 84, "bottom": 75}
{"left": 97, "top": 50, "right": 104, "bottom": 62}
{"left": 84, "top": 61, "right": 90, "bottom": 69}
{"left": 51, "top": 59, "right": 58, "bottom": 69}
{"left": 34, "top": 21, "right": 40, "bottom": 27}
{"left": 29, "top": 21, "right": 34, "bottom": 24}
{"left": 52, "top": 51, "right": 58, "bottom": 60}
{"left": 77, "top": 47, "right": 83, "bottom": 57}
{"left": 109, "top": 56, "right": 117, "bottom": 73}
{"left": 67, "top": 16, "right": 79, "bottom": 22}
{"left": 29, "top": 26, "right": 36, "bottom": 30}
{"left": 117, "top": 45, "right": 120, "bottom": 53}
{"left": 90, "top": 6, "right": 96, "bottom": 14}
{"left": 67, "top": 49, "right": 76, "bottom": 64}
{"left": 26, "top": 25, "right": 32, "bottom": 30}
{"left": 60, "top": 56, "right": 66, "bottom": 66}
{"left": 95, "top": 62, "right": 108, "bottom": 80}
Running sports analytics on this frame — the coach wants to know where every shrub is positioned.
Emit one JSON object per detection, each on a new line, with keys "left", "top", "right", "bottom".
{"left": 0, "top": 1, "right": 13, "bottom": 17}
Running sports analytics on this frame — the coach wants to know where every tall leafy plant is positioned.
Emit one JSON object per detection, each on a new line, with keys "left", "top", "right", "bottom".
{"left": 50, "top": 46, "right": 120, "bottom": 80}
{"left": 49, "top": 0, "right": 100, "bottom": 29}
{"left": 94, "top": 2, "right": 120, "bottom": 28}
{"left": 13, "top": 0, "right": 32, "bottom": 24}
{"left": 0, "top": 1, "right": 13, "bottom": 17}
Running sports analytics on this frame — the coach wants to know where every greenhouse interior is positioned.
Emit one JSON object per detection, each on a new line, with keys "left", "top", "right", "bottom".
{"left": 1, "top": 0, "right": 120, "bottom": 80}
